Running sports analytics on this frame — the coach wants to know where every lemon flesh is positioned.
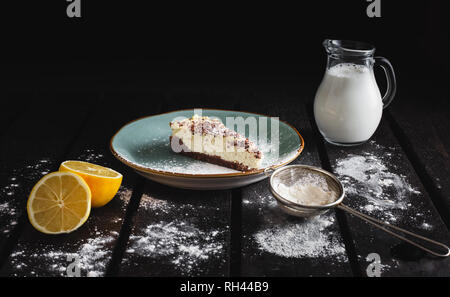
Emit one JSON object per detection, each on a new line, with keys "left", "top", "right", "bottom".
{"left": 27, "top": 171, "right": 91, "bottom": 234}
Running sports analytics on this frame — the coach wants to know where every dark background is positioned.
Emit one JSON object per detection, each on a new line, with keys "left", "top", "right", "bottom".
{"left": 0, "top": 1, "right": 447, "bottom": 105}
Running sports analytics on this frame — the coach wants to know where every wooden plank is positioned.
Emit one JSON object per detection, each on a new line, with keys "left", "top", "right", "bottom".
{"left": 322, "top": 118, "right": 450, "bottom": 276}
{"left": 0, "top": 91, "right": 163, "bottom": 276}
{"left": 388, "top": 86, "right": 450, "bottom": 228}
{"left": 239, "top": 91, "right": 353, "bottom": 276}
{"left": 118, "top": 181, "right": 231, "bottom": 276}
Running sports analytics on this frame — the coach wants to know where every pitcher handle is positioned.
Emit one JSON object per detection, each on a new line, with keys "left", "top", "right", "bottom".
{"left": 374, "top": 56, "right": 397, "bottom": 109}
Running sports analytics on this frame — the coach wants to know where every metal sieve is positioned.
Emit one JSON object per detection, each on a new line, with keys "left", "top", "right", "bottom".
{"left": 267, "top": 165, "right": 450, "bottom": 258}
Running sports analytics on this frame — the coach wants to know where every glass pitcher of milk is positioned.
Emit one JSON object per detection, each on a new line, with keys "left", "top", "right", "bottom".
{"left": 314, "top": 39, "right": 396, "bottom": 146}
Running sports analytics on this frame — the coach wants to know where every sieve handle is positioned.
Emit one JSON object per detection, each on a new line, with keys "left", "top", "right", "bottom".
{"left": 337, "top": 204, "right": 450, "bottom": 257}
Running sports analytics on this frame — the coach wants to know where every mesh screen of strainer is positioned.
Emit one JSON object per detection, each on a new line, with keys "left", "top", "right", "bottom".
{"left": 270, "top": 165, "right": 344, "bottom": 210}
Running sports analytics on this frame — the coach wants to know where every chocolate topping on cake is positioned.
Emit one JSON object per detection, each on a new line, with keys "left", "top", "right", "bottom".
{"left": 170, "top": 115, "right": 261, "bottom": 154}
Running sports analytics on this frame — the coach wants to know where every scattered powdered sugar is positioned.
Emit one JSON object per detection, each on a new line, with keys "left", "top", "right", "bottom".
{"left": 0, "top": 158, "right": 53, "bottom": 234}
{"left": 0, "top": 202, "right": 15, "bottom": 220}
{"left": 335, "top": 149, "right": 420, "bottom": 222}
{"left": 245, "top": 182, "right": 346, "bottom": 260}
{"left": 118, "top": 186, "right": 227, "bottom": 274}
{"left": 254, "top": 214, "right": 346, "bottom": 259}
{"left": 118, "top": 187, "right": 172, "bottom": 214}
{"left": 118, "top": 187, "right": 216, "bottom": 215}
{"left": 76, "top": 148, "right": 105, "bottom": 164}
{"left": 125, "top": 220, "right": 224, "bottom": 274}
{"left": 139, "top": 193, "right": 171, "bottom": 214}
{"left": 9, "top": 233, "right": 116, "bottom": 277}
{"left": 243, "top": 189, "right": 277, "bottom": 208}
{"left": 22, "top": 158, "right": 53, "bottom": 177}
{"left": 117, "top": 186, "right": 133, "bottom": 210}
{"left": 67, "top": 235, "right": 115, "bottom": 277}
{"left": 421, "top": 222, "right": 433, "bottom": 230}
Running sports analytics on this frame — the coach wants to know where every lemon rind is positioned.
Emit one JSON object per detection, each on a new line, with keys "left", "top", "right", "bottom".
{"left": 60, "top": 160, "right": 123, "bottom": 179}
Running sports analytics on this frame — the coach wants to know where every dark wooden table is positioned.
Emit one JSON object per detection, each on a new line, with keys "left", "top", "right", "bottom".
{"left": 1, "top": 76, "right": 449, "bottom": 277}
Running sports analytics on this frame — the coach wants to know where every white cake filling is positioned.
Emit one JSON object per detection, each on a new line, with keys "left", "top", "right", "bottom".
{"left": 170, "top": 115, "right": 263, "bottom": 170}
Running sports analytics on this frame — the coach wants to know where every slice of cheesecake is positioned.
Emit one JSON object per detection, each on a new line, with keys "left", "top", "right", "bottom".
{"left": 169, "top": 115, "right": 263, "bottom": 171}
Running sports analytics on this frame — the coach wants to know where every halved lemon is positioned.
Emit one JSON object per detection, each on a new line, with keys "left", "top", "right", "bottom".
{"left": 59, "top": 160, "right": 122, "bottom": 208}
{"left": 27, "top": 171, "right": 91, "bottom": 234}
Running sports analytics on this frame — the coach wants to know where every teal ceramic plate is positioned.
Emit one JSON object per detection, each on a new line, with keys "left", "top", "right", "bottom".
{"left": 110, "top": 109, "right": 304, "bottom": 189}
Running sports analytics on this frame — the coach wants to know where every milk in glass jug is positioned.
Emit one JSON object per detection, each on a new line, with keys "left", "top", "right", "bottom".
{"left": 314, "top": 39, "right": 396, "bottom": 146}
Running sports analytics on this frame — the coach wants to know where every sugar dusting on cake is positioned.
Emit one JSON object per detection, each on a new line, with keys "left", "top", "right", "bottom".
{"left": 140, "top": 142, "right": 297, "bottom": 175}
{"left": 152, "top": 159, "right": 240, "bottom": 174}
{"left": 131, "top": 129, "right": 298, "bottom": 175}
